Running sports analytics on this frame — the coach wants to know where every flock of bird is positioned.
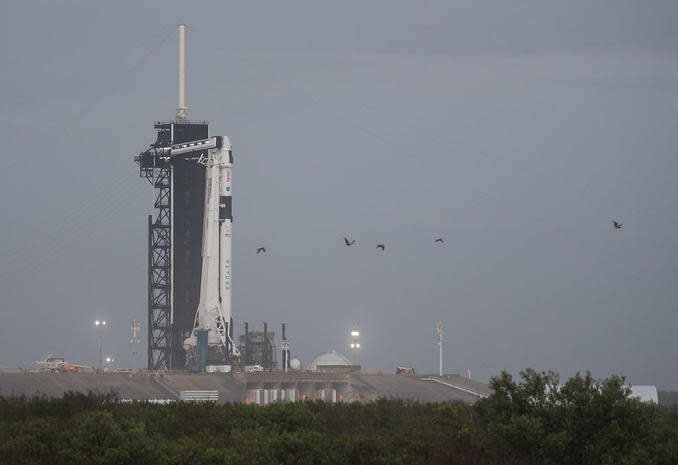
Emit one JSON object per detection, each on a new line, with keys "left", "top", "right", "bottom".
{"left": 254, "top": 221, "right": 623, "bottom": 255}
{"left": 339, "top": 236, "right": 445, "bottom": 252}
{"left": 255, "top": 237, "right": 445, "bottom": 254}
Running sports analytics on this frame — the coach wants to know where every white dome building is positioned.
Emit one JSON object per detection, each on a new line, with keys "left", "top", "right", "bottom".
{"left": 309, "top": 350, "right": 359, "bottom": 373}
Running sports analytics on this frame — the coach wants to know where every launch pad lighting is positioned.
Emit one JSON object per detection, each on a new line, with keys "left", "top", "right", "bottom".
{"left": 351, "top": 330, "right": 360, "bottom": 337}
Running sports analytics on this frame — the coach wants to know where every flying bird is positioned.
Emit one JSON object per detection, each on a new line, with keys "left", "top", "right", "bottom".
{"left": 256, "top": 247, "right": 266, "bottom": 254}
{"left": 434, "top": 238, "right": 445, "bottom": 243}
{"left": 376, "top": 244, "right": 385, "bottom": 251}
{"left": 612, "top": 221, "right": 622, "bottom": 230}
{"left": 344, "top": 237, "right": 355, "bottom": 246}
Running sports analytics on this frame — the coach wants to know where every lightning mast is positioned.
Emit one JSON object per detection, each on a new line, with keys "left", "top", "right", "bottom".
{"left": 176, "top": 24, "right": 187, "bottom": 121}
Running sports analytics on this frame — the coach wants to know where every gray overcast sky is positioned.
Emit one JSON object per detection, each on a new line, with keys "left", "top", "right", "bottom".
{"left": 1, "top": 1, "right": 677, "bottom": 387}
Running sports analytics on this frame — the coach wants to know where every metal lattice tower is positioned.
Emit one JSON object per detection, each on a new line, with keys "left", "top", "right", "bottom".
{"left": 138, "top": 142, "right": 172, "bottom": 369}
{"left": 136, "top": 122, "right": 209, "bottom": 370}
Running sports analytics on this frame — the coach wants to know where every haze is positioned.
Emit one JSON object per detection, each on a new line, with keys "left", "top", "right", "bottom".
{"left": 1, "top": 1, "right": 677, "bottom": 388}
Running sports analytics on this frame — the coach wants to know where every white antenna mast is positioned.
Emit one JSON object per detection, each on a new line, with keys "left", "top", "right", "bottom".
{"left": 436, "top": 322, "right": 443, "bottom": 376}
{"left": 130, "top": 320, "right": 140, "bottom": 374}
{"left": 176, "top": 24, "right": 187, "bottom": 121}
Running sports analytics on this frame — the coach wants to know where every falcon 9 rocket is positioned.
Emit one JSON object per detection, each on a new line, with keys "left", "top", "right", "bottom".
{"left": 175, "top": 136, "right": 239, "bottom": 366}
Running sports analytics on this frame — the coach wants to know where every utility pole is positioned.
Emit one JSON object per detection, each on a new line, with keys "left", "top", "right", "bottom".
{"left": 131, "top": 320, "right": 140, "bottom": 374}
{"left": 281, "top": 323, "right": 290, "bottom": 374}
{"left": 436, "top": 322, "right": 443, "bottom": 377}
{"left": 95, "top": 320, "right": 107, "bottom": 373}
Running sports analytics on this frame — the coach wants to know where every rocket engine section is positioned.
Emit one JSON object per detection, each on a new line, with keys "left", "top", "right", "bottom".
{"left": 176, "top": 136, "right": 239, "bottom": 367}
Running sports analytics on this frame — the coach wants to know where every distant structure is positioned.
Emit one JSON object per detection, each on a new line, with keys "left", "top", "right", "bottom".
{"left": 396, "top": 366, "right": 415, "bottom": 375}
{"left": 310, "top": 351, "right": 359, "bottom": 374}
{"left": 629, "top": 386, "right": 658, "bottom": 403}
{"left": 238, "top": 322, "right": 276, "bottom": 369}
{"left": 281, "top": 323, "right": 291, "bottom": 373}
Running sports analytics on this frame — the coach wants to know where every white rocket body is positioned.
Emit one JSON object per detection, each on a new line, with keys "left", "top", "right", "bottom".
{"left": 181, "top": 136, "right": 239, "bottom": 359}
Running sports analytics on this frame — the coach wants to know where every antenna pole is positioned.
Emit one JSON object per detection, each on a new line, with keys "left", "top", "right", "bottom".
{"left": 437, "top": 322, "right": 443, "bottom": 376}
{"left": 176, "top": 24, "right": 187, "bottom": 121}
{"left": 131, "top": 320, "right": 140, "bottom": 374}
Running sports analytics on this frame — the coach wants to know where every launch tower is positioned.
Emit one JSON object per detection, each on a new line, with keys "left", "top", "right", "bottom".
{"left": 135, "top": 25, "right": 216, "bottom": 369}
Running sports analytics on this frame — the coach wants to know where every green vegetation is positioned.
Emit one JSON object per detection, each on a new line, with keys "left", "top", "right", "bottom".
{"left": 1, "top": 371, "right": 677, "bottom": 464}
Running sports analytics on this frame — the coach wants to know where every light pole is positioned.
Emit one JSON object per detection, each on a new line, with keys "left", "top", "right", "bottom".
{"left": 130, "top": 320, "right": 140, "bottom": 374}
{"left": 94, "top": 320, "right": 107, "bottom": 373}
{"left": 349, "top": 327, "right": 360, "bottom": 365}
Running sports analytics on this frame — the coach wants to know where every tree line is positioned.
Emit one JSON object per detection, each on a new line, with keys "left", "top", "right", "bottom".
{"left": 1, "top": 370, "right": 677, "bottom": 464}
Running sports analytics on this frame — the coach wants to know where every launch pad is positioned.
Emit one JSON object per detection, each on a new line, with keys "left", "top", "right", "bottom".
{"left": 133, "top": 26, "right": 292, "bottom": 373}
{"left": 0, "top": 370, "right": 491, "bottom": 405}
